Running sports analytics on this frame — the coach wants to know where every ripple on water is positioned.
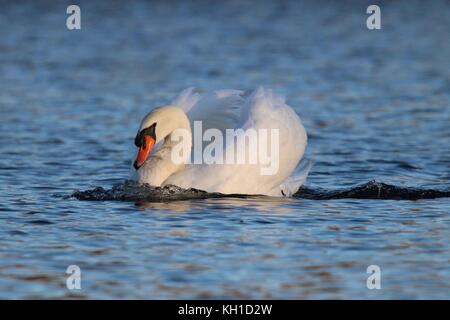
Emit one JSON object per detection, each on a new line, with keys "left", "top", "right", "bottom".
{"left": 70, "top": 180, "right": 450, "bottom": 202}
{"left": 0, "top": 0, "right": 449, "bottom": 299}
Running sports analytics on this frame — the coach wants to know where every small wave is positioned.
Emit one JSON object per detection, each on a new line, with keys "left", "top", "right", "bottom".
{"left": 70, "top": 181, "right": 248, "bottom": 202}
{"left": 70, "top": 180, "right": 450, "bottom": 202}
{"left": 295, "top": 181, "right": 450, "bottom": 200}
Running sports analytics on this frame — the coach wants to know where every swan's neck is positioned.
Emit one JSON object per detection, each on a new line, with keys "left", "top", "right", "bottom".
{"left": 134, "top": 107, "right": 192, "bottom": 186}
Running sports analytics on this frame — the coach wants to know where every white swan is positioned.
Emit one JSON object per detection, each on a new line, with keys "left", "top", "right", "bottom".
{"left": 130, "top": 87, "right": 310, "bottom": 197}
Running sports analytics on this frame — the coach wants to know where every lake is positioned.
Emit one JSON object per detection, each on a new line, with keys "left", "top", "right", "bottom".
{"left": 0, "top": 0, "right": 449, "bottom": 299}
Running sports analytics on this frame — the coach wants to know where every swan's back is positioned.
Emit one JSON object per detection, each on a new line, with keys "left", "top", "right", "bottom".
{"left": 165, "top": 87, "right": 308, "bottom": 196}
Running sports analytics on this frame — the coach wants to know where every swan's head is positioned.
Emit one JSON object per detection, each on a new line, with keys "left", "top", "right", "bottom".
{"left": 133, "top": 106, "right": 190, "bottom": 170}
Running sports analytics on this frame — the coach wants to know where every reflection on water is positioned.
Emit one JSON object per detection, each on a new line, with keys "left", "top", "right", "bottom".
{"left": 135, "top": 197, "right": 297, "bottom": 213}
{"left": 0, "top": 0, "right": 450, "bottom": 299}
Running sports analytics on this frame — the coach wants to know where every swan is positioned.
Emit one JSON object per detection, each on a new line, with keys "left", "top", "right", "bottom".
{"left": 130, "top": 87, "right": 310, "bottom": 197}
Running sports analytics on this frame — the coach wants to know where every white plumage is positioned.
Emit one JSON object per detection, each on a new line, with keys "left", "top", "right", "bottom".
{"left": 130, "top": 87, "right": 310, "bottom": 196}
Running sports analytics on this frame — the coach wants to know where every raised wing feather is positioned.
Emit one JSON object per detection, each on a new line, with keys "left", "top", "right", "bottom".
{"left": 171, "top": 87, "right": 247, "bottom": 134}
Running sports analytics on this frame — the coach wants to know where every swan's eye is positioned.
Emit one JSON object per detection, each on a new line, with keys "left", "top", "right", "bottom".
{"left": 134, "top": 133, "right": 143, "bottom": 147}
{"left": 134, "top": 122, "right": 157, "bottom": 147}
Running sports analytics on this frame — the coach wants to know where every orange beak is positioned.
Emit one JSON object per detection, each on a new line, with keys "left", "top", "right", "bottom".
{"left": 133, "top": 135, "right": 155, "bottom": 170}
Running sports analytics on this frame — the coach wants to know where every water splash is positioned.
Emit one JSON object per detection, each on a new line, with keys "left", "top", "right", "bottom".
{"left": 296, "top": 181, "right": 450, "bottom": 200}
{"left": 70, "top": 180, "right": 450, "bottom": 202}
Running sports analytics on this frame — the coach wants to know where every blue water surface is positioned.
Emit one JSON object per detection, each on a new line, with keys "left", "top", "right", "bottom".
{"left": 0, "top": 0, "right": 449, "bottom": 299}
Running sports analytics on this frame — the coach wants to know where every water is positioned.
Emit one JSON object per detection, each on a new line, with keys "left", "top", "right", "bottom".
{"left": 1, "top": 0, "right": 449, "bottom": 299}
